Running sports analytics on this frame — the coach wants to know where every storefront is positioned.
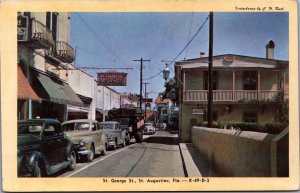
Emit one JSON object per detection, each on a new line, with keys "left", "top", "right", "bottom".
{"left": 31, "top": 68, "right": 84, "bottom": 123}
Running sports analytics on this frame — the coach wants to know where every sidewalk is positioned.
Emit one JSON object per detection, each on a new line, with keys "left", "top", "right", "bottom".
{"left": 179, "top": 143, "right": 220, "bottom": 177}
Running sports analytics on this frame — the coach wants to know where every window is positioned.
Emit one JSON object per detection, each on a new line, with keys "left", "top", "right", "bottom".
{"left": 45, "top": 12, "right": 58, "bottom": 41}
{"left": 243, "top": 71, "right": 257, "bottom": 90}
{"left": 75, "top": 122, "right": 90, "bottom": 131}
{"left": 204, "top": 71, "right": 218, "bottom": 90}
{"left": 92, "top": 123, "right": 97, "bottom": 131}
{"left": 62, "top": 123, "right": 75, "bottom": 131}
{"left": 243, "top": 112, "right": 257, "bottom": 123}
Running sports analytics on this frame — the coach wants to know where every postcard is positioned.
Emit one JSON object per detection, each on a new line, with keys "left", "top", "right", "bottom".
{"left": 1, "top": 0, "right": 299, "bottom": 191}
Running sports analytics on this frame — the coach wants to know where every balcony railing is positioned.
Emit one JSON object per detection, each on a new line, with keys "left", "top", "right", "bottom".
{"left": 30, "top": 19, "right": 55, "bottom": 49}
{"left": 55, "top": 41, "right": 75, "bottom": 63}
{"left": 45, "top": 41, "right": 75, "bottom": 63}
{"left": 183, "top": 90, "right": 280, "bottom": 102}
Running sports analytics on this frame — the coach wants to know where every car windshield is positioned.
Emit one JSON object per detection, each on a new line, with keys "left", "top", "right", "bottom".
{"left": 18, "top": 122, "right": 43, "bottom": 135}
{"left": 99, "top": 123, "right": 114, "bottom": 129}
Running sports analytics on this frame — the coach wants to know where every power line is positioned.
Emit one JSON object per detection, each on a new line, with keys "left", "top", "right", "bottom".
{"left": 145, "top": 14, "right": 209, "bottom": 81}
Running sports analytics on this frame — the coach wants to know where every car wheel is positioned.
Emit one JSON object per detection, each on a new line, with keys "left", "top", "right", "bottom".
{"left": 121, "top": 141, "right": 125, "bottom": 147}
{"left": 68, "top": 150, "right": 76, "bottom": 171}
{"left": 112, "top": 140, "right": 117, "bottom": 150}
{"left": 86, "top": 145, "right": 94, "bottom": 162}
{"left": 32, "top": 162, "right": 42, "bottom": 177}
{"left": 101, "top": 147, "right": 106, "bottom": 156}
{"left": 126, "top": 138, "right": 130, "bottom": 145}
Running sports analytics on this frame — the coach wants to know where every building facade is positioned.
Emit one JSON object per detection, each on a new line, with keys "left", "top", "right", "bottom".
{"left": 17, "top": 12, "right": 82, "bottom": 122}
{"left": 175, "top": 41, "right": 289, "bottom": 142}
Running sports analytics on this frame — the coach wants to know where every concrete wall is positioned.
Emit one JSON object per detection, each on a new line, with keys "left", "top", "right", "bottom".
{"left": 179, "top": 103, "right": 279, "bottom": 142}
{"left": 192, "top": 127, "right": 274, "bottom": 176}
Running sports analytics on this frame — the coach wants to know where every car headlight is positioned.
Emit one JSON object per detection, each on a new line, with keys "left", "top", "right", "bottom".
{"left": 79, "top": 140, "right": 87, "bottom": 146}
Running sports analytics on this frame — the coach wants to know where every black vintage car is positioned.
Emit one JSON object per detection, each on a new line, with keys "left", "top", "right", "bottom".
{"left": 18, "top": 119, "right": 76, "bottom": 177}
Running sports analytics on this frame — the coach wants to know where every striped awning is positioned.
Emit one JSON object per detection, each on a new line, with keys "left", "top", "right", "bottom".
{"left": 18, "top": 66, "right": 41, "bottom": 101}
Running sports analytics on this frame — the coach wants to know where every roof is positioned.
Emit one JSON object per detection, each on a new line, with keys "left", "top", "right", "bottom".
{"left": 175, "top": 54, "right": 288, "bottom": 70}
{"left": 155, "top": 96, "right": 171, "bottom": 104}
{"left": 18, "top": 118, "right": 60, "bottom": 124}
{"left": 18, "top": 66, "right": 41, "bottom": 102}
{"left": 62, "top": 119, "right": 98, "bottom": 124}
{"left": 99, "top": 121, "right": 119, "bottom": 124}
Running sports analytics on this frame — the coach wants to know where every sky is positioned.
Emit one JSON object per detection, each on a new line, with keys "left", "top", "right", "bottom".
{"left": 70, "top": 12, "right": 288, "bottom": 100}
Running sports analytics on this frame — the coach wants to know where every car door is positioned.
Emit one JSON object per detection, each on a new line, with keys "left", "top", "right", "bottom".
{"left": 42, "top": 123, "right": 67, "bottom": 165}
{"left": 115, "top": 123, "right": 125, "bottom": 143}
{"left": 98, "top": 123, "right": 106, "bottom": 148}
{"left": 91, "top": 122, "right": 100, "bottom": 150}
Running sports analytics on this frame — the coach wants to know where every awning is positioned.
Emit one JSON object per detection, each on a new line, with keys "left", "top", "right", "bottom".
{"left": 77, "top": 94, "right": 93, "bottom": 104}
{"left": 18, "top": 66, "right": 41, "bottom": 102}
{"left": 34, "top": 70, "right": 84, "bottom": 107}
{"left": 68, "top": 106, "right": 90, "bottom": 113}
{"left": 96, "top": 108, "right": 108, "bottom": 116}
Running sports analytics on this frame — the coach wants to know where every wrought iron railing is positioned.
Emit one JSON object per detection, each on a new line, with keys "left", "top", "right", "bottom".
{"left": 183, "top": 90, "right": 280, "bottom": 102}
{"left": 31, "top": 19, "right": 55, "bottom": 48}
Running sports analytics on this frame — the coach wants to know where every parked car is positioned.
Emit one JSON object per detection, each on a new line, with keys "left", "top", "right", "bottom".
{"left": 99, "top": 121, "right": 127, "bottom": 150}
{"left": 62, "top": 119, "right": 107, "bottom": 162}
{"left": 143, "top": 125, "right": 156, "bottom": 135}
{"left": 18, "top": 119, "right": 76, "bottom": 177}
{"left": 158, "top": 123, "right": 167, "bottom": 130}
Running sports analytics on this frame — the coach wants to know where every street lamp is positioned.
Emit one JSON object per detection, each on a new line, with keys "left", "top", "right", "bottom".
{"left": 163, "top": 63, "right": 170, "bottom": 81}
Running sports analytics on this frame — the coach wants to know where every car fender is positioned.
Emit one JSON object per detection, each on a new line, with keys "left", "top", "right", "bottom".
{"left": 22, "top": 151, "right": 44, "bottom": 172}
{"left": 66, "top": 141, "right": 77, "bottom": 159}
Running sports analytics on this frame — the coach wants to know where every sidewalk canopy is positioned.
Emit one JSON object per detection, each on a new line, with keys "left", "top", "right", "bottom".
{"left": 18, "top": 66, "right": 41, "bottom": 102}
{"left": 33, "top": 70, "right": 84, "bottom": 107}
{"left": 96, "top": 108, "right": 108, "bottom": 116}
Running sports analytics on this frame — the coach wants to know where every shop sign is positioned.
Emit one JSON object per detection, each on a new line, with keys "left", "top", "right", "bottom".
{"left": 97, "top": 72, "right": 127, "bottom": 86}
{"left": 192, "top": 108, "right": 204, "bottom": 115}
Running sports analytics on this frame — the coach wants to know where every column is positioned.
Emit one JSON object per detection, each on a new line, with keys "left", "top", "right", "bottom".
{"left": 257, "top": 70, "right": 261, "bottom": 100}
{"left": 232, "top": 70, "right": 235, "bottom": 101}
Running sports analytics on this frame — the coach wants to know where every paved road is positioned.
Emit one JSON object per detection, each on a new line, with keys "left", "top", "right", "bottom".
{"left": 57, "top": 131, "right": 184, "bottom": 177}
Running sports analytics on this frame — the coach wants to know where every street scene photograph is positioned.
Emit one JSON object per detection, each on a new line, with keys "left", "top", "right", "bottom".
{"left": 16, "top": 11, "right": 289, "bottom": 179}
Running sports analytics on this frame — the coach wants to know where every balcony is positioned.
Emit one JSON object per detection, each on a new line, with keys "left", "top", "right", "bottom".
{"left": 30, "top": 19, "right": 55, "bottom": 49}
{"left": 183, "top": 90, "right": 280, "bottom": 103}
{"left": 55, "top": 41, "right": 75, "bottom": 63}
{"left": 45, "top": 41, "right": 75, "bottom": 64}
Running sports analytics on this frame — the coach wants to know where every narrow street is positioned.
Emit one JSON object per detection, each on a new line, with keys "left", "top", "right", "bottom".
{"left": 58, "top": 131, "right": 185, "bottom": 177}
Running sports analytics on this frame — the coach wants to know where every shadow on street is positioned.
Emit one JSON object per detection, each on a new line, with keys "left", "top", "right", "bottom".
{"left": 185, "top": 144, "right": 220, "bottom": 177}
{"left": 143, "top": 136, "right": 179, "bottom": 145}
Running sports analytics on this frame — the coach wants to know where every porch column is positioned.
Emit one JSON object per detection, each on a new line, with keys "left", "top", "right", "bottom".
{"left": 28, "top": 99, "right": 32, "bottom": 119}
{"left": 232, "top": 70, "right": 235, "bottom": 101}
{"left": 183, "top": 70, "right": 186, "bottom": 100}
{"left": 258, "top": 70, "right": 261, "bottom": 100}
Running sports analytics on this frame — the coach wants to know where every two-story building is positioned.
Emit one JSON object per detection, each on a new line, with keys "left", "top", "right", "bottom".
{"left": 17, "top": 12, "right": 83, "bottom": 122}
{"left": 175, "top": 41, "right": 289, "bottom": 142}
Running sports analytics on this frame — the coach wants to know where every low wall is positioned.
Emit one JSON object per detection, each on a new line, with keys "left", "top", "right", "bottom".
{"left": 192, "top": 127, "right": 278, "bottom": 177}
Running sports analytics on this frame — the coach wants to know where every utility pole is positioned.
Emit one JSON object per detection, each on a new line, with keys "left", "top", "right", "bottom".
{"left": 143, "top": 82, "right": 150, "bottom": 119}
{"left": 133, "top": 58, "right": 150, "bottom": 109}
{"left": 208, "top": 12, "right": 214, "bottom": 128}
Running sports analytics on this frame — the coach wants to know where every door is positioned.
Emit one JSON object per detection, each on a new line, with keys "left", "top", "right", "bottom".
{"left": 42, "top": 123, "right": 67, "bottom": 166}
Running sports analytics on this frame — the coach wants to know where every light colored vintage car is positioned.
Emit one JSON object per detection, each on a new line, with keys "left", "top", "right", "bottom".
{"left": 99, "top": 121, "right": 127, "bottom": 150}
{"left": 62, "top": 119, "right": 107, "bottom": 162}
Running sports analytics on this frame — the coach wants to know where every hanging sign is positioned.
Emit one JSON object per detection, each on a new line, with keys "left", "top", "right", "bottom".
{"left": 97, "top": 72, "right": 127, "bottom": 86}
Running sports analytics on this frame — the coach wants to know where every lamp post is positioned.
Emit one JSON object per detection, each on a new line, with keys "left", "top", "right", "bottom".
{"left": 163, "top": 63, "right": 170, "bottom": 81}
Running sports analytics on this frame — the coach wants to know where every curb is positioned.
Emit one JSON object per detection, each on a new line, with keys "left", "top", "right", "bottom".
{"left": 179, "top": 143, "right": 202, "bottom": 177}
